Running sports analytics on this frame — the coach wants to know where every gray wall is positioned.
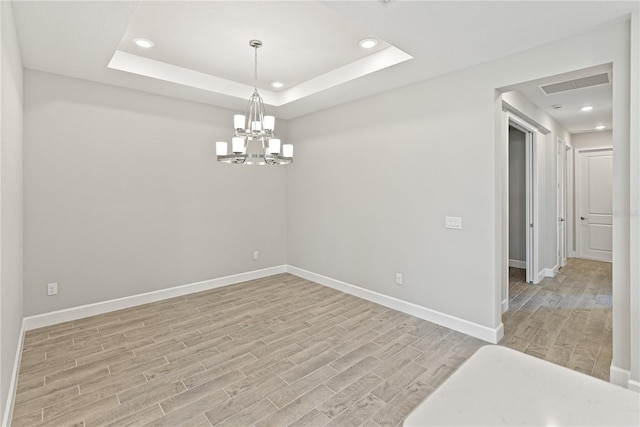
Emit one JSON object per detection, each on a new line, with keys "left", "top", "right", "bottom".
{"left": 23, "top": 70, "right": 288, "bottom": 316}
{"left": 287, "top": 68, "right": 501, "bottom": 329}
{"left": 572, "top": 130, "right": 613, "bottom": 150}
{"left": 0, "top": 1, "right": 24, "bottom": 421}
{"left": 287, "top": 20, "right": 631, "bottom": 336}
{"left": 508, "top": 127, "right": 526, "bottom": 263}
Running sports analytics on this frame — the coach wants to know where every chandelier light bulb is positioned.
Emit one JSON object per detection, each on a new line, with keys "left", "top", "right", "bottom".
{"left": 263, "top": 116, "right": 275, "bottom": 131}
{"left": 216, "top": 142, "right": 228, "bottom": 156}
{"left": 232, "top": 137, "right": 245, "bottom": 153}
{"left": 234, "top": 115, "right": 245, "bottom": 130}
{"left": 282, "top": 144, "right": 293, "bottom": 158}
{"left": 269, "top": 139, "right": 281, "bottom": 154}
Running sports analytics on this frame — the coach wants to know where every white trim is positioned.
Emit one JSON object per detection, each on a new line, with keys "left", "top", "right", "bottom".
{"left": 508, "top": 259, "right": 526, "bottom": 269}
{"left": 286, "top": 265, "right": 504, "bottom": 344}
{"left": 508, "top": 112, "right": 540, "bottom": 285}
{"left": 502, "top": 298, "right": 509, "bottom": 313}
{"left": 544, "top": 264, "right": 559, "bottom": 278}
{"left": 576, "top": 146, "right": 615, "bottom": 153}
{"left": 499, "top": 108, "right": 510, "bottom": 329}
{"left": 2, "top": 320, "right": 26, "bottom": 427}
{"left": 558, "top": 137, "right": 568, "bottom": 270}
{"left": 23, "top": 266, "right": 286, "bottom": 331}
{"left": 108, "top": 47, "right": 413, "bottom": 107}
{"left": 506, "top": 111, "right": 540, "bottom": 133}
{"left": 610, "top": 365, "right": 631, "bottom": 388}
{"left": 536, "top": 270, "right": 547, "bottom": 283}
{"left": 629, "top": 6, "right": 640, "bottom": 403}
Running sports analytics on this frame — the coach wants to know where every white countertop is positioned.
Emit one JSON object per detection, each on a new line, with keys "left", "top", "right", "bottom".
{"left": 403, "top": 345, "right": 640, "bottom": 426}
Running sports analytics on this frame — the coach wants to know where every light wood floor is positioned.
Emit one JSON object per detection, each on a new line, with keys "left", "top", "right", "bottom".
{"left": 11, "top": 258, "right": 612, "bottom": 427}
{"left": 502, "top": 258, "right": 612, "bottom": 381}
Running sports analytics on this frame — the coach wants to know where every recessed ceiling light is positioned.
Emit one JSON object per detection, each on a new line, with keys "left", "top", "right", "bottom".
{"left": 133, "top": 38, "right": 154, "bottom": 48}
{"left": 595, "top": 125, "right": 606, "bottom": 130}
{"left": 581, "top": 106, "right": 594, "bottom": 111}
{"left": 271, "top": 81, "right": 284, "bottom": 88}
{"left": 359, "top": 38, "right": 378, "bottom": 49}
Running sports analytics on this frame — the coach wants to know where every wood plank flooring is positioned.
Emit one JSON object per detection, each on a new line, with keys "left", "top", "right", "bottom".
{"left": 11, "top": 258, "right": 612, "bottom": 426}
{"left": 501, "top": 258, "right": 612, "bottom": 381}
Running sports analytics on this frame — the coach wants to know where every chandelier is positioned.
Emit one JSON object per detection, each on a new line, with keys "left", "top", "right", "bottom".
{"left": 216, "top": 40, "right": 293, "bottom": 165}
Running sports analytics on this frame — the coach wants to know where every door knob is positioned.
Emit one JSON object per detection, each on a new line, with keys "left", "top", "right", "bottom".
{"left": 580, "top": 216, "right": 588, "bottom": 220}
{"left": 560, "top": 218, "right": 565, "bottom": 222}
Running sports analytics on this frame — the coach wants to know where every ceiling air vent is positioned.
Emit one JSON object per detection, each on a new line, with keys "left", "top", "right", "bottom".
{"left": 540, "top": 72, "right": 609, "bottom": 95}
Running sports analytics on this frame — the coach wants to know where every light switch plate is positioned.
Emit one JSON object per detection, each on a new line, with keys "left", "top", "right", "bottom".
{"left": 445, "top": 216, "right": 463, "bottom": 230}
{"left": 47, "top": 282, "right": 58, "bottom": 296}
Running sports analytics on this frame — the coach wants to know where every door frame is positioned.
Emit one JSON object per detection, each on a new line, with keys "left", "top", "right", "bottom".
{"left": 557, "top": 137, "right": 568, "bottom": 268}
{"left": 508, "top": 113, "right": 538, "bottom": 284}
{"left": 501, "top": 109, "right": 541, "bottom": 313}
{"left": 575, "top": 146, "right": 614, "bottom": 262}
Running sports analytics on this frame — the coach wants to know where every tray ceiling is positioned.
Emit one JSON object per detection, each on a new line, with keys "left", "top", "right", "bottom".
{"left": 10, "top": 1, "right": 639, "bottom": 122}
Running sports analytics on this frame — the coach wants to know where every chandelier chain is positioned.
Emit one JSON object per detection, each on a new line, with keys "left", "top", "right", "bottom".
{"left": 254, "top": 45, "right": 258, "bottom": 90}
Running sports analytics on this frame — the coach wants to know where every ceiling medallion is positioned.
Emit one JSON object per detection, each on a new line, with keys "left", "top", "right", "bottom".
{"left": 216, "top": 40, "right": 293, "bottom": 165}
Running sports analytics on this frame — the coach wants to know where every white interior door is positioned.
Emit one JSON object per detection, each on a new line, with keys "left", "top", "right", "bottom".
{"left": 577, "top": 148, "right": 613, "bottom": 262}
{"left": 507, "top": 113, "right": 538, "bottom": 284}
{"left": 558, "top": 140, "right": 567, "bottom": 267}
{"left": 525, "top": 130, "right": 535, "bottom": 283}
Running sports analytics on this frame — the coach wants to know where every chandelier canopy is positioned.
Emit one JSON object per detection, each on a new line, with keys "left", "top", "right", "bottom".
{"left": 216, "top": 40, "right": 293, "bottom": 165}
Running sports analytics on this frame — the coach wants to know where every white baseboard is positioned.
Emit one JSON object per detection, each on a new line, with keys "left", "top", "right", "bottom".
{"left": 544, "top": 264, "right": 559, "bottom": 278}
{"left": 610, "top": 365, "right": 631, "bottom": 388}
{"left": 628, "top": 379, "right": 640, "bottom": 392}
{"left": 536, "top": 270, "right": 546, "bottom": 283}
{"left": 2, "top": 320, "right": 25, "bottom": 427}
{"left": 502, "top": 298, "right": 509, "bottom": 313}
{"left": 286, "top": 265, "right": 503, "bottom": 344}
{"left": 23, "top": 266, "right": 286, "bottom": 331}
{"left": 508, "top": 259, "right": 526, "bottom": 269}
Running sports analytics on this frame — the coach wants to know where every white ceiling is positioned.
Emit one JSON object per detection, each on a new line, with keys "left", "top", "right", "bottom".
{"left": 10, "top": 1, "right": 638, "bottom": 125}
{"left": 117, "top": 1, "right": 393, "bottom": 91}
{"left": 513, "top": 64, "right": 613, "bottom": 134}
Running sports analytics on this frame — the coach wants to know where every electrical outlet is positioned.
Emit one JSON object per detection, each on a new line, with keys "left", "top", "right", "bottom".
{"left": 395, "top": 273, "right": 403, "bottom": 285}
{"left": 47, "top": 282, "right": 58, "bottom": 296}
{"left": 253, "top": 251, "right": 259, "bottom": 260}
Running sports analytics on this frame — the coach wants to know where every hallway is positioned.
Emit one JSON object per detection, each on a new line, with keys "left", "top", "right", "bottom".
{"left": 501, "top": 258, "right": 612, "bottom": 380}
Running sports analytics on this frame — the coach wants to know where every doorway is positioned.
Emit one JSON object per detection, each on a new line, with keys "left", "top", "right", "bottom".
{"left": 507, "top": 114, "right": 538, "bottom": 286}
{"left": 575, "top": 147, "right": 613, "bottom": 262}
{"left": 496, "top": 61, "right": 625, "bottom": 386}
{"left": 508, "top": 127, "right": 528, "bottom": 273}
